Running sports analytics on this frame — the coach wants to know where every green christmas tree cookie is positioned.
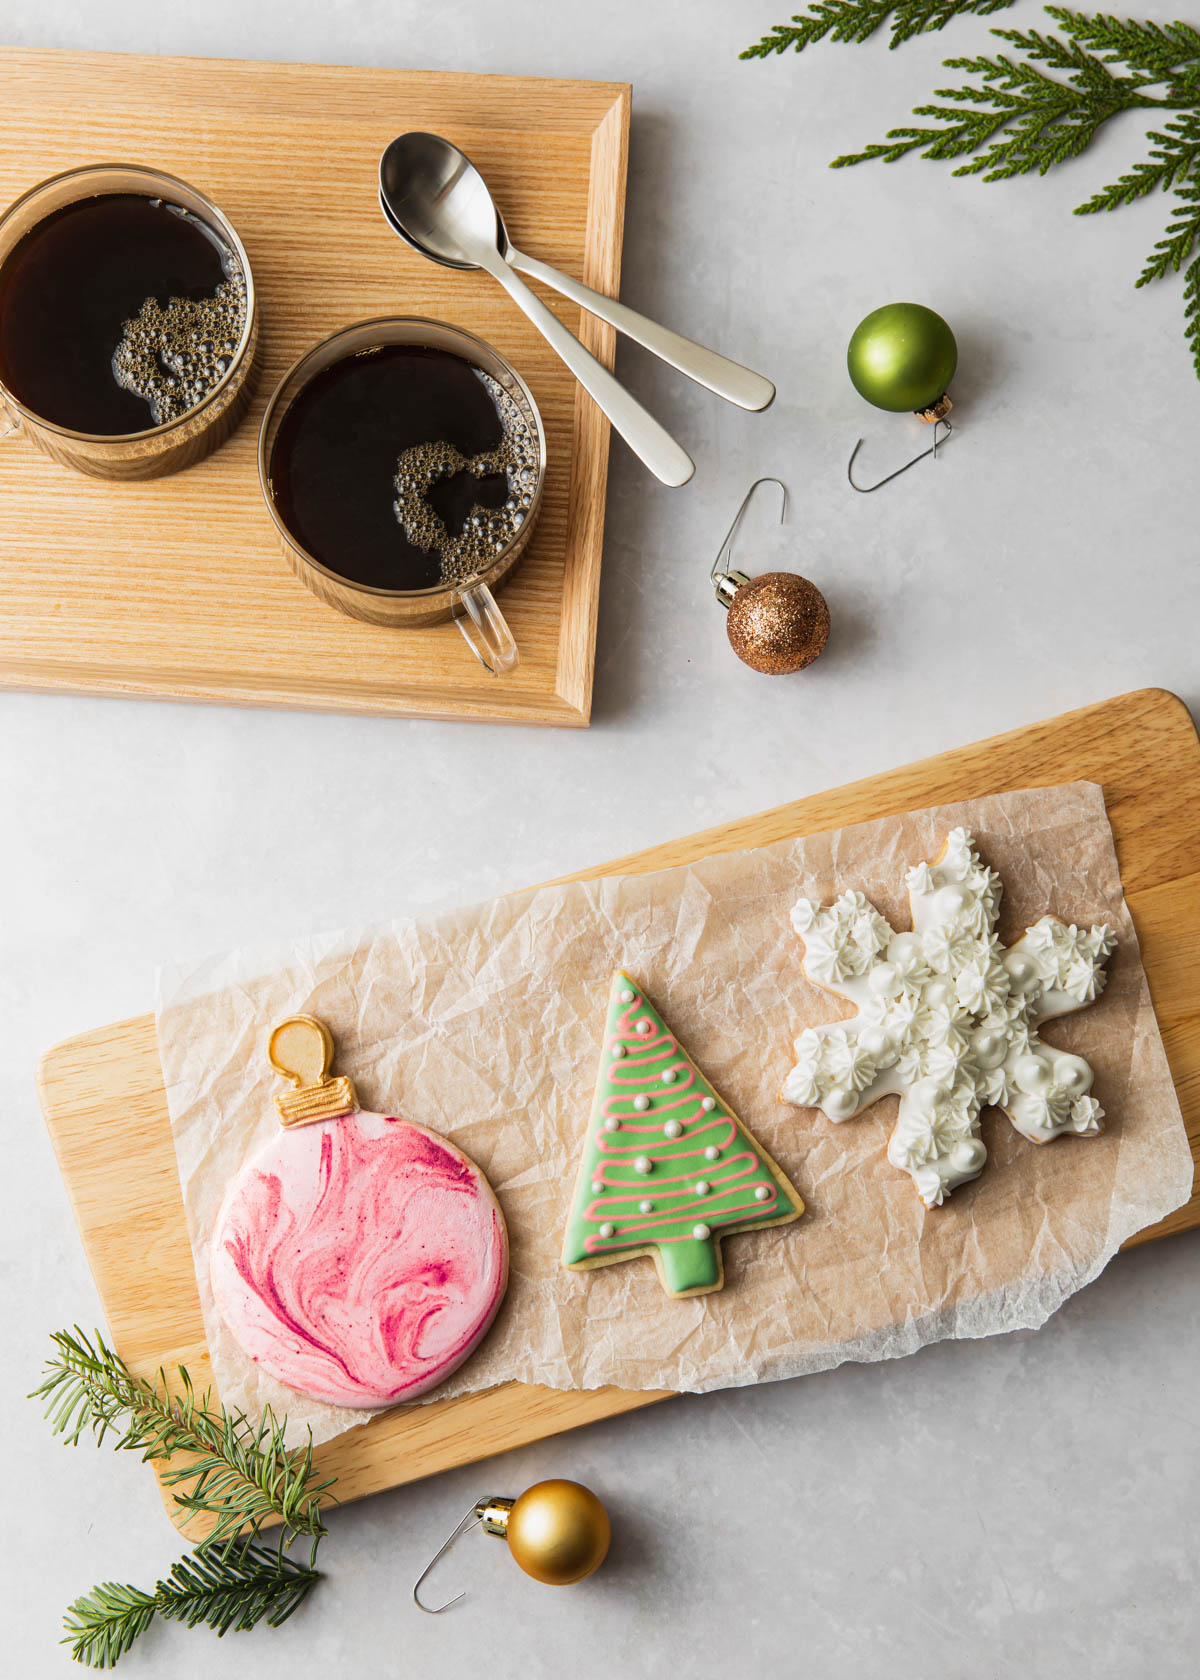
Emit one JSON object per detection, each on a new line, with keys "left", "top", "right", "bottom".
{"left": 562, "top": 971, "right": 805, "bottom": 1297}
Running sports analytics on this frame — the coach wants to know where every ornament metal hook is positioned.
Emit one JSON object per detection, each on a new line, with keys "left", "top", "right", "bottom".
{"left": 847, "top": 419, "right": 953, "bottom": 494}
{"left": 412, "top": 1504, "right": 480, "bottom": 1614}
{"left": 412, "top": 1496, "right": 514, "bottom": 1613}
{"left": 711, "top": 476, "right": 788, "bottom": 598}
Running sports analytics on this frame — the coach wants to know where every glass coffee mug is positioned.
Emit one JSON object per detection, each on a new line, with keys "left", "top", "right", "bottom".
{"left": 0, "top": 163, "right": 258, "bottom": 480}
{"left": 257, "top": 318, "right": 547, "bottom": 676}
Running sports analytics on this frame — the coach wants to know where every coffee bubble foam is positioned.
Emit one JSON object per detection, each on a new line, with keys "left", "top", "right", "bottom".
{"left": 393, "top": 368, "right": 540, "bottom": 584}
{"left": 111, "top": 262, "right": 247, "bottom": 427}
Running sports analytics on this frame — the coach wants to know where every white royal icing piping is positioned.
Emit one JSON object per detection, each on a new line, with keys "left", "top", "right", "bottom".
{"left": 782, "top": 827, "right": 1115, "bottom": 1207}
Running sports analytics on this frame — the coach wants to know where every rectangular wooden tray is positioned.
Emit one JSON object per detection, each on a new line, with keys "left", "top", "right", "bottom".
{"left": 0, "top": 48, "right": 631, "bottom": 726}
{"left": 36, "top": 689, "right": 1200, "bottom": 1536}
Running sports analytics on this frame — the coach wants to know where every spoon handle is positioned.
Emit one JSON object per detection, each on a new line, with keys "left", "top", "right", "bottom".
{"left": 508, "top": 248, "right": 776, "bottom": 414}
{"left": 482, "top": 255, "right": 694, "bottom": 488}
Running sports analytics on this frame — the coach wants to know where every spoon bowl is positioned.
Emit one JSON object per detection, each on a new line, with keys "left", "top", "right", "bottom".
{"left": 379, "top": 132, "right": 501, "bottom": 271}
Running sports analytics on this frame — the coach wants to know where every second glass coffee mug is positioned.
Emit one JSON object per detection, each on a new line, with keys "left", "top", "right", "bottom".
{"left": 258, "top": 318, "right": 547, "bottom": 677}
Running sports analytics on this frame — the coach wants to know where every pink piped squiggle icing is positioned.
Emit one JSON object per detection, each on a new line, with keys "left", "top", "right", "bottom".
{"left": 211, "top": 1111, "right": 508, "bottom": 1408}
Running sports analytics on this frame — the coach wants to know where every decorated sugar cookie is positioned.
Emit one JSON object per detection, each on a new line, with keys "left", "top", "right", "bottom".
{"left": 211, "top": 1016, "right": 508, "bottom": 1408}
{"left": 781, "top": 828, "right": 1116, "bottom": 1207}
{"left": 562, "top": 972, "right": 804, "bottom": 1297}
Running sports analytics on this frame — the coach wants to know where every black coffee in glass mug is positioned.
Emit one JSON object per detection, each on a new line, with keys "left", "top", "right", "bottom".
{"left": 0, "top": 191, "right": 247, "bottom": 435}
{"left": 267, "top": 342, "right": 540, "bottom": 593}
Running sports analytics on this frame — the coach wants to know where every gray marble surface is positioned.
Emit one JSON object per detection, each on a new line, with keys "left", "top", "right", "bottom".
{"left": 3, "top": 1, "right": 1199, "bottom": 1674}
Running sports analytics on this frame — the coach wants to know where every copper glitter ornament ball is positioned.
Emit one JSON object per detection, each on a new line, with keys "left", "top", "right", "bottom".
{"left": 725, "top": 572, "right": 829, "bottom": 675}
{"left": 505, "top": 1479, "right": 611, "bottom": 1585}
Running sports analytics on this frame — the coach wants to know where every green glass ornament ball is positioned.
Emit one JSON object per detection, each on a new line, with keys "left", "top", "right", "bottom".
{"left": 847, "top": 303, "right": 957, "bottom": 414}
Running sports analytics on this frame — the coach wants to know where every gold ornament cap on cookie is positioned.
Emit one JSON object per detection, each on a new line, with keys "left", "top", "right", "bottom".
{"left": 268, "top": 1014, "right": 358, "bottom": 1127}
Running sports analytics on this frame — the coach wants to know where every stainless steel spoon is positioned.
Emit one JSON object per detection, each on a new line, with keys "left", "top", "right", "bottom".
{"left": 381, "top": 132, "right": 774, "bottom": 415}
{"left": 380, "top": 132, "right": 746, "bottom": 487}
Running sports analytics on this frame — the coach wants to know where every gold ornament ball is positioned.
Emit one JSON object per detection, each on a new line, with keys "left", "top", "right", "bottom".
{"left": 726, "top": 572, "right": 830, "bottom": 675}
{"left": 505, "top": 1479, "right": 611, "bottom": 1585}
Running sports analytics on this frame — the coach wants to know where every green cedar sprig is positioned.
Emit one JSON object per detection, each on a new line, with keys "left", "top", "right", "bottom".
{"left": 34, "top": 1326, "right": 333, "bottom": 1545}
{"left": 740, "top": 0, "right": 1016, "bottom": 56}
{"left": 62, "top": 1543, "right": 320, "bottom": 1669}
{"left": 742, "top": 5, "right": 1200, "bottom": 379}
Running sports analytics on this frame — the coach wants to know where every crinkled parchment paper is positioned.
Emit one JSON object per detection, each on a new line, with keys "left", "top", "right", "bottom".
{"left": 157, "top": 782, "right": 1193, "bottom": 1448}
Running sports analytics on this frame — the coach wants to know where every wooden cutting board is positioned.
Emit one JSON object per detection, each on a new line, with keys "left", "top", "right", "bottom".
{"left": 0, "top": 48, "right": 630, "bottom": 726}
{"left": 36, "top": 688, "right": 1200, "bottom": 1537}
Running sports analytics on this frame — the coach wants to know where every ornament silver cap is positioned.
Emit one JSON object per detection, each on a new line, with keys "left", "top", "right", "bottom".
{"left": 713, "top": 568, "right": 751, "bottom": 611}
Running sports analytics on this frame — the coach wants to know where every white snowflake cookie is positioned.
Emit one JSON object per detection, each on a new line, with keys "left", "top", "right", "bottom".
{"left": 781, "top": 828, "right": 1116, "bottom": 1208}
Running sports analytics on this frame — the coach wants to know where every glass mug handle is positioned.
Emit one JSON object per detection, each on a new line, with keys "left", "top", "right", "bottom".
{"left": 454, "top": 581, "right": 519, "bottom": 676}
{"left": 0, "top": 400, "right": 20, "bottom": 442}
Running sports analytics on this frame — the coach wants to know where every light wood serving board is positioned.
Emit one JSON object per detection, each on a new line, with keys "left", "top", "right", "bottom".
{"left": 0, "top": 49, "right": 630, "bottom": 726}
{"left": 36, "top": 689, "right": 1200, "bottom": 1537}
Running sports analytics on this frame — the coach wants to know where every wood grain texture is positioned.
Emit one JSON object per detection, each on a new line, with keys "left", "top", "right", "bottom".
{"left": 35, "top": 688, "right": 1200, "bottom": 1536}
{"left": 0, "top": 49, "right": 632, "bottom": 726}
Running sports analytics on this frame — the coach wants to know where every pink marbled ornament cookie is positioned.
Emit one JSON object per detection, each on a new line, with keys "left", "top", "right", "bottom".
{"left": 211, "top": 1111, "right": 508, "bottom": 1407}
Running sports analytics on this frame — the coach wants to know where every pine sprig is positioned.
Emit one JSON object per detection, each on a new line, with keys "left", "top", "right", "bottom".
{"left": 62, "top": 1582, "right": 157, "bottom": 1670}
{"left": 33, "top": 1326, "right": 332, "bottom": 1545}
{"left": 62, "top": 1543, "right": 320, "bottom": 1669}
{"left": 740, "top": 0, "right": 1016, "bottom": 57}
{"left": 156, "top": 1542, "right": 320, "bottom": 1634}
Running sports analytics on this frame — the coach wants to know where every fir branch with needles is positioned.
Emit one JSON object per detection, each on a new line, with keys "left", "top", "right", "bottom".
{"left": 740, "top": 0, "right": 1017, "bottom": 56}
{"left": 34, "top": 1326, "right": 333, "bottom": 1545}
{"left": 34, "top": 1328, "right": 337, "bottom": 1668}
{"left": 62, "top": 1544, "right": 320, "bottom": 1669}
{"left": 741, "top": 5, "right": 1200, "bottom": 379}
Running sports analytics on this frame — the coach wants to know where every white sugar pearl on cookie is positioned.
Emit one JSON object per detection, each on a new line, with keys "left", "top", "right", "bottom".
{"left": 754, "top": 1185, "right": 771, "bottom": 1202}
{"left": 661, "top": 1069, "right": 676, "bottom": 1084}
{"left": 604, "top": 1117, "right": 620, "bottom": 1132}
{"left": 663, "top": 1120, "right": 682, "bottom": 1138}
{"left": 636, "top": 1019, "right": 653, "bottom": 1034}
{"left": 704, "top": 1146, "right": 720, "bottom": 1161}
{"left": 694, "top": 1180, "right": 711, "bottom": 1197}
{"left": 692, "top": 1223, "right": 711, "bottom": 1240}
{"left": 700, "top": 1096, "right": 715, "bottom": 1111}
{"left": 632, "top": 1095, "right": 650, "bottom": 1111}
{"left": 634, "top": 1156, "right": 653, "bottom": 1174}
{"left": 638, "top": 1199, "right": 653, "bottom": 1213}
{"left": 619, "top": 988, "right": 635, "bottom": 1003}
{"left": 599, "top": 1223, "right": 615, "bottom": 1238}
